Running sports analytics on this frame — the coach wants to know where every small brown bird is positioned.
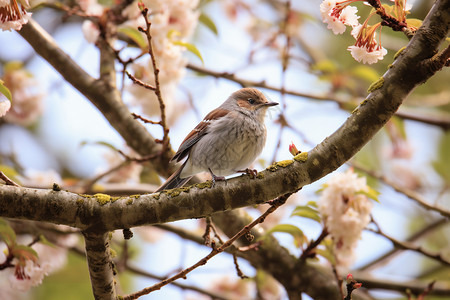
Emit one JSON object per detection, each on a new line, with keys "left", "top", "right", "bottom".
{"left": 156, "top": 88, "right": 278, "bottom": 192}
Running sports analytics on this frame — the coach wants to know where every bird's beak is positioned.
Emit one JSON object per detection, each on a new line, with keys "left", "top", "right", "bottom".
{"left": 264, "top": 101, "right": 279, "bottom": 107}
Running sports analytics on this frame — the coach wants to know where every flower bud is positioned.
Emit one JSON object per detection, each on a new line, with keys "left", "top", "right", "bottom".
{"left": 289, "top": 142, "right": 300, "bottom": 156}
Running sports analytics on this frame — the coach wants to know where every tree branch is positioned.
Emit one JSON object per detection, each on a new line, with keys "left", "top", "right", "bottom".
{"left": 1, "top": 0, "right": 450, "bottom": 227}
{"left": 82, "top": 231, "right": 117, "bottom": 300}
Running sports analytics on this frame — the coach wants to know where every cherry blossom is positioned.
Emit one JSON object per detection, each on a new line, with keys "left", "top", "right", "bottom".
{"left": 0, "top": 98, "right": 11, "bottom": 117}
{"left": 348, "top": 44, "right": 387, "bottom": 64}
{"left": 318, "top": 169, "right": 373, "bottom": 272}
{"left": 0, "top": 0, "right": 31, "bottom": 31}
{"left": 1, "top": 63, "right": 45, "bottom": 126}
{"left": 320, "top": 0, "right": 360, "bottom": 34}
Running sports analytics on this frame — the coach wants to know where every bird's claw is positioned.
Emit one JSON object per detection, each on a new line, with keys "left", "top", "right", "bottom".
{"left": 238, "top": 168, "right": 258, "bottom": 178}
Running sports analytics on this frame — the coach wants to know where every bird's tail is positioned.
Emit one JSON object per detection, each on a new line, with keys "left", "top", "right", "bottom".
{"left": 155, "top": 163, "right": 192, "bottom": 192}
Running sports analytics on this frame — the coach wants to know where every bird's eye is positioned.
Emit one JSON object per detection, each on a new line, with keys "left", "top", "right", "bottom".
{"left": 247, "top": 98, "right": 255, "bottom": 104}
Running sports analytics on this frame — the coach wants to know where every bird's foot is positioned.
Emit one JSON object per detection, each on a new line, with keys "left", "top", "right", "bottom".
{"left": 238, "top": 168, "right": 258, "bottom": 178}
{"left": 209, "top": 168, "right": 226, "bottom": 187}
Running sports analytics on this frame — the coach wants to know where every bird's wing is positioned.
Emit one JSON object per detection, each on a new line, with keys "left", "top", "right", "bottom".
{"left": 171, "top": 108, "right": 230, "bottom": 162}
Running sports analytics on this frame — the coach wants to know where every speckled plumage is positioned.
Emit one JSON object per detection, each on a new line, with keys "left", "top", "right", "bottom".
{"left": 156, "top": 88, "right": 277, "bottom": 192}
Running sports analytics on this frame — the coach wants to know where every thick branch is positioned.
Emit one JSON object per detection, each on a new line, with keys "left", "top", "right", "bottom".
{"left": 83, "top": 231, "right": 116, "bottom": 300}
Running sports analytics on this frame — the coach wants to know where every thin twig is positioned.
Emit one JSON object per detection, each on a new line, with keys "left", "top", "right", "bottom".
{"left": 0, "top": 171, "right": 20, "bottom": 186}
{"left": 202, "top": 216, "right": 213, "bottom": 246}
{"left": 122, "top": 193, "right": 291, "bottom": 300}
{"left": 138, "top": 8, "right": 170, "bottom": 152}
{"left": 357, "top": 218, "right": 447, "bottom": 271}
{"left": 125, "top": 71, "right": 156, "bottom": 90}
{"left": 131, "top": 112, "right": 161, "bottom": 125}
{"left": 232, "top": 252, "right": 248, "bottom": 279}
{"left": 299, "top": 228, "right": 328, "bottom": 261}
{"left": 370, "top": 217, "right": 450, "bottom": 267}
{"left": 351, "top": 161, "right": 450, "bottom": 218}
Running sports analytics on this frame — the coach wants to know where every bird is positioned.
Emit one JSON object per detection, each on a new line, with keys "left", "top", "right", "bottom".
{"left": 155, "top": 88, "right": 278, "bottom": 192}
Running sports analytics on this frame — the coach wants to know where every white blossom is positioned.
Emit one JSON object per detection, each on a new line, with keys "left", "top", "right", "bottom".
{"left": 348, "top": 45, "right": 387, "bottom": 64}
{"left": 7, "top": 243, "right": 69, "bottom": 292}
{"left": 320, "top": 0, "right": 359, "bottom": 34}
{"left": 339, "top": 5, "right": 359, "bottom": 27}
{"left": 0, "top": 98, "right": 11, "bottom": 117}
{"left": 0, "top": 0, "right": 31, "bottom": 31}
{"left": 1, "top": 65, "right": 45, "bottom": 126}
{"left": 318, "top": 169, "right": 373, "bottom": 272}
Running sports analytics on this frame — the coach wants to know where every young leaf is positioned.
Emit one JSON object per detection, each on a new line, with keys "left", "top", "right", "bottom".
{"left": 315, "top": 248, "right": 335, "bottom": 265}
{"left": 0, "top": 165, "right": 19, "bottom": 183}
{"left": 199, "top": 13, "right": 218, "bottom": 35}
{"left": 406, "top": 18, "right": 423, "bottom": 29}
{"left": 432, "top": 131, "right": 450, "bottom": 184}
{"left": 172, "top": 40, "right": 204, "bottom": 64}
{"left": 266, "top": 224, "right": 307, "bottom": 248}
{"left": 350, "top": 65, "right": 380, "bottom": 83}
{"left": 315, "top": 237, "right": 336, "bottom": 265}
{"left": 357, "top": 186, "right": 380, "bottom": 202}
{"left": 38, "top": 235, "right": 56, "bottom": 248}
{"left": 0, "top": 80, "right": 12, "bottom": 102}
{"left": 291, "top": 205, "right": 321, "bottom": 223}
{"left": 0, "top": 220, "right": 16, "bottom": 248}
{"left": 118, "top": 26, "right": 148, "bottom": 50}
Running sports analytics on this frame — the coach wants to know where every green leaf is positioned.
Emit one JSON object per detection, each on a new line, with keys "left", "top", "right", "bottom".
{"left": 357, "top": 186, "right": 380, "bottom": 202}
{"left": 381, "top": 4, "right": 394, "bottom": 14}
{"left": 390, "top": 116, "right": 407, "bottom": 139}
{"left": 315, "top": 237, "right": 335, "bottom": 265}
{"left": 266, "top": 224, "right": 307, "bottom": 248}
{"left": 172, "top": 40, "right": 204, "bottom": 64}
{"left": 306, "top": 201, "right": 318, "bottom": 208}
{"left": 199, "top": 13, "right": 218, "bottom": 35}
{"left": 432, "top": 131, "right": 450, "bottom": 184}
{"left": 406, "top": 18, "right": 423, "bottom": 29}
{"left": 0, "top": 165, "right": 19, "bottom": 183}
{"left": 0, "top": 220, "right": 16, "bottom": 247}
{"left": 118, "top": 26, "right": 148, "bottom": 50}
{"left": 291, "top": 205, "right": 321, "bottom": 223}
{"left": 350, "top": 65, "right": 380, "bottom": 83}
{"left": 311, "top": 60, "right": 338, "bottom": 74}
{"left": 0, "top": 80, "right": 12, "bottom": 102}
{"left": 38, "top": 235, "right": 56, "bottom": 248}
{"left": 315, "top": 248, "right": 335, "bottom": 265}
